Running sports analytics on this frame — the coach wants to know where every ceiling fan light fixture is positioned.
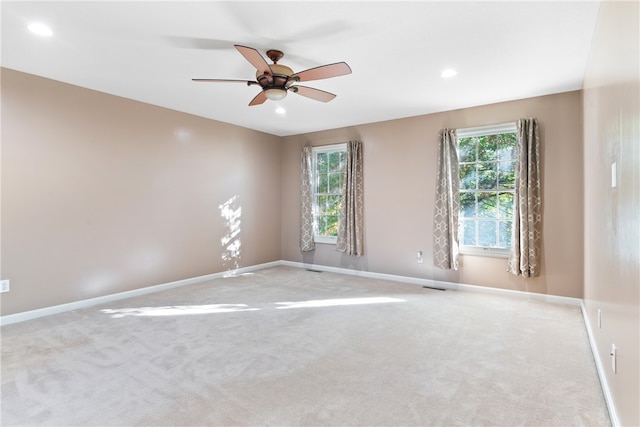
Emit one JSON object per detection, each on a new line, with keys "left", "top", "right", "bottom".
{"left": 264, "top": 88, "right": 287, "bottom": 101}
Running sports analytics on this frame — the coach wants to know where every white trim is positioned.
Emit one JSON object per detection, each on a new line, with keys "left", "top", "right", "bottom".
{"left": 311, "top": 143, "right": 347, "bottom": 242}
{"left": 278, "top": 260, "right": 582, "bottom": 306}
{"left": 459, "top": 246, "right": 509, "bottom": 258}
{"left": 456, "top": 122, "right": 517, "bottom": 138}
{"left": 0, "top": 261, "right": 280, "bottom": 326}
{"left": 1, "top": 260, "right": 581, "bottom": 326}
{"left": 280, "top": 260, "right": 457, "bottom": 290}
{"left": 314, "top": 235, "right": 338, "bottom": 244}
{"left": 311, "top": 142, "right": 347, "bottom": 154}
{"left": 455, "top": 281, "right": 581, "bottom": 306}
{"left": 456, "top": 122, "right": 517, "bottom": 254}
{"left": 581, "top": 301, "right": 620, "bottom": 427}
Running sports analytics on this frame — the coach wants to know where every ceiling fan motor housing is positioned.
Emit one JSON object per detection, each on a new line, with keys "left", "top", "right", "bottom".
{"left": 256, "top": 63, "right": 294, "bottom": 89}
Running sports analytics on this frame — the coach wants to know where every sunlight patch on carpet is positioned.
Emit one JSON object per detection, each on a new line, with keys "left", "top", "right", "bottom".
{"left": 101, "top": 297, "right": 406, "bottom": 318}
{"left": 102, "top": 304, "right": 259, "bottom": 318}
{"left": 275, "top": 297, "right": 405, "bottom": 309}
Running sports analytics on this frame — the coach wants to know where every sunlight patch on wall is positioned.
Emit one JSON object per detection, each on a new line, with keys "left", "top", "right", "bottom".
{"left": 173, "top": 127, "right": 192, "bottom": 143}
{"left": 219, "top": 196, "right": 242, "bottom": 275}
{"left": 81, "top": 272, "right": 121, "bottom": 297}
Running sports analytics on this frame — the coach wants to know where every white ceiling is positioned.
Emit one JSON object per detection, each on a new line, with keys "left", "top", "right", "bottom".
{"left": 1, "top": 1, "right": 601, "bottom": 137}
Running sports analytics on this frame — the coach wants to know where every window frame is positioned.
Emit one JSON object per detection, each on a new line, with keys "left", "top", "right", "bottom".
{"left": 311, "top": 143, "right": 347, "bottom": 244}
{"left": 456, "top": 122, "right": 517, "bottom": 258}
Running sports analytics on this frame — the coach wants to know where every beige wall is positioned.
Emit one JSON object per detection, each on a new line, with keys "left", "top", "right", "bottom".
{"left": 1, "top": 68, "right": 282, "bottom": 315}
{"left": 281, "top": 91, "right": 584, "bottom": 298}
{"left": 582, "top": 1, "right": 640, "bottom": 425}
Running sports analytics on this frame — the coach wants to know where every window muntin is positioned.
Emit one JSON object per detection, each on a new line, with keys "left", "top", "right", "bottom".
{"left": 312, "top": 144, "right": 346, "bottom": 243}
{"left": 457, "top": 124, "right": 516, "bottom": 256}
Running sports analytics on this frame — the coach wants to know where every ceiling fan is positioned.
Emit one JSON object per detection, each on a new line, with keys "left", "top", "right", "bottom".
{"left": 192, "top": 45, "right": 352, "bottom": 106}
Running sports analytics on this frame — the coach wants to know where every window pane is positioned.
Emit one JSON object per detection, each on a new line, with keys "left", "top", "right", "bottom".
{"left": 458, "top": 137, "right": 476, "bottom": 162}
{"left": 317, "top": 216, "right": 328, "bottom": 235}
{"left": 461, "top": 220, "right": 477, "bottom": 246}
{"left": 317, "top": 173, "right": 328, "bottom": 193}
{"left": 478, "top": 192, "right": 497, "bottom": 218}
{"left": 478, "top": 220, "right": 497, "bottom": 247}
{"left": 498, "top": 220, "right": 512, "bottom": 248}
{"left": 328, "top": 173, "right": 342, "bottom": 194}
{"left": 477, "top": 135, "right": 497, "bottom": 161}
{"left": 498, "top": 133, "right": 516, "bottom": 160}
{"left": 327, "top": 195, "right": 341, "bottom": 216}
{"left": 317, "top": 152, "right": 328, "bottom": 173}
{"left": 498, "top": 161, "right": 515, "bottom": 190}
{"left": 460, "top": 164, "right": 476, "bottom": 190}
{"left": 317, "top": 195, "right": 328, "bottom": 215}
{"left": 498, "top": 192, "right": 514, "bottom": 219}
{"left": 478, "top": 162, "right": 497, "bottom": 190}
{"left": 328, "top": 151, "right": 342, "bottom": 172}
{"left": 326, "top": 216, "right": 339, "bottom": 236}
{"left": 460, "top": 192, "right": 476, "bottom": 218}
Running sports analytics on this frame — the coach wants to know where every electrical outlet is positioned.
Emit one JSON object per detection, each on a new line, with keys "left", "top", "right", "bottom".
{"left": 417, "top": 251, "right": 423, "bottom": 264}
{"left": 0, "top": 280, "right": 9, "bottom": 293}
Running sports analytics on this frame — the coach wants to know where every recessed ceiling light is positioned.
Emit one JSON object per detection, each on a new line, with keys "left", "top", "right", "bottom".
{"left": 441, "top": 68, "right": 457, "bottom": 78}
{"left": 28, "top": 22, "right": 53, "bottom": 37}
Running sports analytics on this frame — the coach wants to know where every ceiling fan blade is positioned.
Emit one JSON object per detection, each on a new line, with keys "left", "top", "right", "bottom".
{"left": 166, "top": 36, "right": 236, "bottom": 50}
{"left": 290, "top": 62, "right": 352, "bottom": 82}
{"left": 235, "top": 45, "right": 272, "bottom": 75}
{"left": 290, "top": 86, "right": 337, "bottom": 103}
{"left": 248, "top": 91, "right": 268, "bottom": 106}
{"left": 192, "top": 78, "right": 258, "bottom": 85}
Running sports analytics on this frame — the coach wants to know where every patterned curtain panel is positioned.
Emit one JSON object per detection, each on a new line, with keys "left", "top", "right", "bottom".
{"left": 300, "top": 146, "right": 315, "bottom": 252}
{"left": 433, "top": 129, "right": 460, "bottom": 270}
{"left": 508, "top": 118, "right": 542, "bottom": 277}
{"left": 336, "top": 140, "right": 364, "bottom": 256}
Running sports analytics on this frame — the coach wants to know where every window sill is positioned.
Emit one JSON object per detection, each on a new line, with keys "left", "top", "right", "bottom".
{"left": 314, "top": 236, "right": 337, "bottom": 245}
{"left": 460, "top": 246, "right": 509, "bottom": 259}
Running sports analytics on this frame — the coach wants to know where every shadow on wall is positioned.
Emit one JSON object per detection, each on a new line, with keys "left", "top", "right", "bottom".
{"left": 220, "top": 196, "right": 242, "bottom": 275}
{"left": 301, "top": 248, "right": 369, "bottom": 272}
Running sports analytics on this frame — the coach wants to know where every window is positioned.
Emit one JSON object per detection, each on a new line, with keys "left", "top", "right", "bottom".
{"left": 457, "top": 123, "right": 517, "bottom": 257}
{"left": 312, "top": 143, "right": 347, "bottom": 244}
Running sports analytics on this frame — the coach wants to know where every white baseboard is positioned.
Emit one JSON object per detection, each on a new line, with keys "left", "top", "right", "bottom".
{"left": 580, "top": 301, "right": 619, "bottom": 427}
{"left": 280, "top": 260, "right": 456, "bottom": 290}
{"left": 0, "top": 261, "right": 281, "bottom": 326}
{"left": 280, "top": 260, "right": 582, "bottom": 307}
{"left": 455, "top": 282, "right": 582, "bottom": 306}
{"left": 1, "top": 260, "right": 581, "bottom": 326}
{"left": 0, "top": 259, "right": 581, "bottom": 323}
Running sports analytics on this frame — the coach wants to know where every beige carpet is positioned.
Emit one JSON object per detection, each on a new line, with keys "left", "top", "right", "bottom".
{"left": 1, "top": 266, "right": 609, "bottom": 426}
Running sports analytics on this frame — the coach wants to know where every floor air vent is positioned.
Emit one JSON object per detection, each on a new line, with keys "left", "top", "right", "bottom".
{"left": 423, "top": 285, "right": 446, "bottom": 291}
